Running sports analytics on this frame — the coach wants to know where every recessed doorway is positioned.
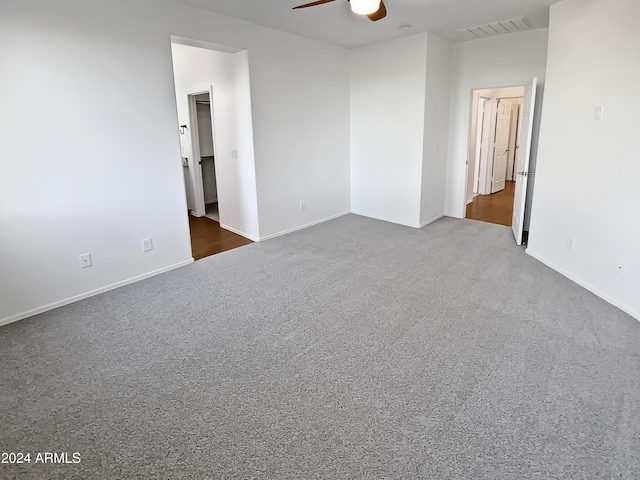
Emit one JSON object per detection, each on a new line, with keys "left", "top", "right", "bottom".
{"left": 170, "top": 38, "right": 260, "bottom": 260}
{"left": 188, "top": 216, "right": 252, "bottom": 260}
{"left": 466, "top": 89, "right": 523, "bottom": 227}
{"left": 185, "top": 90, "right": 253, "bottom": 260}
{"left": 464, "top": 79, "right": 538, "bottom": 245}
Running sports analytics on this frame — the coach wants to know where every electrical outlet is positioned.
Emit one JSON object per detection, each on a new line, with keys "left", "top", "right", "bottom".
{"left": 567, "top": 237, "right": 575, "bottom": 250}
{"left": 79, "top": 253, "right": 92, "bottom": 268}
{"left": 231, "top": 149, "right": 238, "bottom": 159}
{"left": 142, "top": 238, "right": 153, "bottom": 252}
{"left": 299, "top": 201, "right": 306, "bottom": 212}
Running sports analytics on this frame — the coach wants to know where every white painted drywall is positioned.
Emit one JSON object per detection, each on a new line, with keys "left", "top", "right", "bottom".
{"left": 169, "top": 2, "right": 352, "bottom": 239}
{"left": 230, "top": 50, "right": 263, "bottom": 238}
{"left": 244, "top": 37, "right": 350, "bottom": 238}
{"left": 350, "top": 33, "right": 429, "bottom": 227}
{"left": 527, "top": 0, "right": 640, "bottom": 320}
{"left": 445, "top": 29, "right": 549, "bottom": 223}
{"left": 171, "top": 43, "right": 258, "bottom": 238}
{"left": 0, "top": 0, "right": 193, "bottom": 324}
{"left": 420, "top": 33, "right": 452, "bottom": 226}
{"left": 0, "top": 0, "right": 351, "bottom": 324}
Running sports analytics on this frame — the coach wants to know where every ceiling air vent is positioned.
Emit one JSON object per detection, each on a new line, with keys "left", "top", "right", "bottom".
{"left": 458, "top": 17, "right": 533, "bottom": 41}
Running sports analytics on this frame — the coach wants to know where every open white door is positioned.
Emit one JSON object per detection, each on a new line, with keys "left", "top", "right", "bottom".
{"left": 511, "top": 78, "right": 537, "bottom": 245}
{"left": 491, "top": 100, "right": 511, "bottom": 193}
{"left": 506, "top": 101, "right": 522, "bottom": 181}
{"left": 186, "top": 86, "right": 215, "bottom": 218}
{"left": 187, "top": 93, "right": 206, "bottom": 217}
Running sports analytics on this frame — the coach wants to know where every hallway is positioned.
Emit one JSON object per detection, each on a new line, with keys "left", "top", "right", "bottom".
{"left": 188, "top": 216, "right": 253, "bottom": 260}
{"left": 466, "top": 181, "right": 515, "bottom": 227}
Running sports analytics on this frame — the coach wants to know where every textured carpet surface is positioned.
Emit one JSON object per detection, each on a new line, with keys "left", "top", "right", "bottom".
{"left": 1, "top": 215, "right": 639, "bottom": 479}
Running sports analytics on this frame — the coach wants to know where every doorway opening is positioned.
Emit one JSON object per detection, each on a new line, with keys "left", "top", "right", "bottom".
{"left": 186, "top": 90, "right": 252, "bottom": 260}
{"left": 170, "top": 38, "right": 260, "bottom": 260}
{"left": 193, "top": 93, "right": 219, "bottom": 222}
{"left": 466, "top": 89, "right": 523, "bottom": 226}
{"left": 184, "top": 89, "right": 219, "bottom": 219}
{"left": 464, "top": 79, "right": 538, "bottom": 245}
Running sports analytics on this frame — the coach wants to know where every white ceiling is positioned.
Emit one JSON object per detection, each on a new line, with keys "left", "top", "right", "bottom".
{"left": 175, "top": 0, "right": 562, "bottom": 49}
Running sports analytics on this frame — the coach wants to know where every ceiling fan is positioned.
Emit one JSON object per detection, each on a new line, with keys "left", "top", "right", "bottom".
{"left": 292, "top": 0, "right": 387, "bottom": 21}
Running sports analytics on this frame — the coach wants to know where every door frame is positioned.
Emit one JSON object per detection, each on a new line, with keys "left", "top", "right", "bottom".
{"left": 464, "top": 85, "right": 526, "bottom": 212}
{"left": 490, "top": 99, "right": 513, "bottom": 194}
{"left": 506, "top": 99, "right": 523, "bottom": 181}
{"left": 186, "top": 86, "right": 216, "bottom": 218}
{"left": 471, "top": 96, "right": 488, "bottom": 199}
{"left": 511, "top": 77, "right": 538, "bottom": 245}
{"left": 476, "top": 97, "right": 497, "bottom": 195}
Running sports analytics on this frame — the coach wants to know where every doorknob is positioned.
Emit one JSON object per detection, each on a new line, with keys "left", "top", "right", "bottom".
{"left": 517, "top": 171, "right": 532, "bottom": 176}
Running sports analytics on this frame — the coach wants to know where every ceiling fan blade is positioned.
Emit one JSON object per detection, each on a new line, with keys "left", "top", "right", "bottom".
{"left": 292, "top": 0, "right": 336, "bottom": 9}
{"left": 367, "top": 0, "right": 387, "bottom": 21}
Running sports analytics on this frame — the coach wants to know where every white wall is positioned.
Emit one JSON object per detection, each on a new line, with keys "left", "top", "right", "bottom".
{"left": 420, "top": 33, "right": 452, "bottom": 226}
{"left": 445, "top": 29, "right": 549, "bottom": 221}
{"left": 0, "top": 0, "right": 351, "bottom": 324}
{"left": 350, "top": 33, "right": 429, "bottom": 227}
{"left": 171, "top": 44, "right": 258, "bottom": 239}
{"left": 169, "top": 2, "right": 351, "bottom": 239}
{"left": 527, "top": 0, "right": 640, "bottom": 320}
{"left": 0, "top": 0, "right": 193, "bottom": 324}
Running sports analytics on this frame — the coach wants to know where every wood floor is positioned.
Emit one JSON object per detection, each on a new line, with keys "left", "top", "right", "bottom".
{"left": 188, "top": 215, "right": 253, "bottom": 260}
{"left": 466, "top": 181, "right": 515, "bottom": 227}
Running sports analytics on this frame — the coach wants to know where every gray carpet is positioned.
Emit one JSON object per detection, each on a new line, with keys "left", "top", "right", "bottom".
{"left": 1, "top": 215, "right": 639, "bottom": 479}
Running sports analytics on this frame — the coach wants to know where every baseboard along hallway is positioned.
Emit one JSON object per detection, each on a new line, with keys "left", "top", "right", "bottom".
{"left": 188, "top": 214, "right": 253, "bottom": 260}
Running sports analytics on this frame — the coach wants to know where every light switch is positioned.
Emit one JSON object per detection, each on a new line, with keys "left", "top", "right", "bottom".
{"left": 594, "top": 107, "right": 604, "bottom": 121}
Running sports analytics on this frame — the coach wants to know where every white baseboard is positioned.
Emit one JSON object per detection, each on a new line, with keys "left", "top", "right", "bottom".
{"left": 219, "top": 224, "right": 260, "bottom": 242}
{"left": 259, "top": 211, "right": 351, "bottom": 241}
{"left": 0, "top": 259, "right": 194, "bottom": 328}
{"left": 468, "top": 192, "right": 480, "bottom": 203}
{"left": 420, "top": 214, "right": 444, "bottom": 228}
{"left": 526, "top": 249, "right": 639, "bottom": 322}
{"left": 444, "top": 209, "right": 464, "bottom": 219}
{"left": 350, "top": 212, "right": 444, "bottom": 229}
{"left": 350, "top": 211, "right": 422, "bottom": 229}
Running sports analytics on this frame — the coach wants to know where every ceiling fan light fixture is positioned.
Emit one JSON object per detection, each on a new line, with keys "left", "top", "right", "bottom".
{"left": 350, "top": 0, "right": 381, "bottom": 15}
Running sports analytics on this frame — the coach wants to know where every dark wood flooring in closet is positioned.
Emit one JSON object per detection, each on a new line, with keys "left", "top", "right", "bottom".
{"left": 466, "top": 180, "right": 516, "bottom": 227}
{"left": 188, "top": 215, "right": 253, "bottom": 261}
